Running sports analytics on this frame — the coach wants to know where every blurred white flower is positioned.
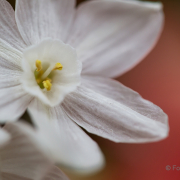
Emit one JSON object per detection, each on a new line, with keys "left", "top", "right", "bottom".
{"left": 0, "top": 0, "right": 168, "bottom": 173}
{"left": 0, "top": 122, "right": 69, "bottom": 180}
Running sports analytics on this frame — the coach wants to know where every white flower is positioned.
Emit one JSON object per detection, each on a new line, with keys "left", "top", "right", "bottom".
{"left": 0, "top": 122, "right": 69, "bottom": 180}
{"left": 0, "top": 0, "right": 168, "bottom": 173}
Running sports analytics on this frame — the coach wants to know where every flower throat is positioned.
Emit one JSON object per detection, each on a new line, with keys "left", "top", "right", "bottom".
{"left": 34, "top": 60, "right": 63, "bottom": 91}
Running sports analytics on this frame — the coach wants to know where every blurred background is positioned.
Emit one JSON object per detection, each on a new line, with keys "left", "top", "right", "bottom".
{"left": 7, "top": 0, "right": 180, "bottom": 179}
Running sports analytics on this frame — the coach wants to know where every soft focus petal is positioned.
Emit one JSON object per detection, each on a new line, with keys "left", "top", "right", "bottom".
{"left": 28, "top": 99, "right": 105, "bottom": 174}
{"left": 62, "top": 76, "right": 168, "bottom": 143}
{"left": 0, "top": 122, "right": 68, "bottom": 180}
{"left": 43, "top": 166, "right": 69, "bottom": 180}
{"left": 0, "top": 0, "right": 26, "bottom": 51}
{"left": 15, "top": 0, "right": 75, "bottom": 45}
{"left": 0, "top": 84, "right": 32, "bottom": 123}
{"left": 68, "top": 0, "right": 164, "bottom": 77}
{"left": 0, "top": 129, "right": 10, "bottom": 147}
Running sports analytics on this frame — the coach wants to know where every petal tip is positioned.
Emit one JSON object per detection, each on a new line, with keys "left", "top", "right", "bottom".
{"left": 151, "top": 114, "right": 169, "bottom": 142}
{"left": 144, "top": 2, "right": 163, "bottom": 11}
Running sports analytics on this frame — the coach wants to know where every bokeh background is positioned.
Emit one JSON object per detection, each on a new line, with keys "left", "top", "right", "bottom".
{"left": 7, "top": 0, "right": 180, "bottom": 179}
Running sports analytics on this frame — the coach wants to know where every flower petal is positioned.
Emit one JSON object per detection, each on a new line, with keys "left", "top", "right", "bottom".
{"left": 1, "top": 166, "right": 69, "bottom": 180}
{"left": 0, "top": 0, "right": 26, "bottom": 51}
{"left": 0, "top": 66, "right": 21, "bottom": 89}
{"left": 0, "top": 129, "right": 10, "bottom": 147}
{"left": 15, "top": 0, "right": 75, "bottom": 45}
{"left": 62, "top": 76, "right": 169, "bottom": 143}
{"left": 0, "top": 1, "right": 29, "bottom": 123}
{"left": 0, "top": 47, "right": 31, "bottom": 123}
{"left": 68, "top": 0, "right": 164, "bottom": 77}
{"left": 0, "top": 85, "right": 32, "bottom": 123}
{"left": 28, "top": 99, "right": 105, "bottom": 174}
{"left": 0, "top": 42, "right": 23, "bottom": 69}
{"left": 0, "top": 122, "right": 67, "bottom": 180}
{"left": 43, "top": 166, "right": 69, "bottom": 180}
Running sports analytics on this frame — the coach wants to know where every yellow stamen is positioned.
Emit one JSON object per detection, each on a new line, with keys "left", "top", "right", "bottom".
{"left": 43, "top": 80, "right": 52, "bottom": 91}
{"left": 36, "top": 60, "right": 42, "bottom": 72}
{"left": 45, "top": 78, "right": 52, "bottom": 83}
{"left": 35, "top": 60, "right": 63, "bottom": 91}
{"left": 53, "top": 63, "right": 63, "bottom": 71}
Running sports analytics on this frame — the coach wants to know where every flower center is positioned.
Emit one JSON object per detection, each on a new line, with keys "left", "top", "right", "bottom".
{"left": 21, "top": 39, "right": 81, "bottom": 107}
{"left": 34, "top": 60, "right": 63, "bottom": 91}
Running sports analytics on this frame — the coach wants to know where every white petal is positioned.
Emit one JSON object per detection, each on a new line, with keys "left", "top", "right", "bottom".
{"left": 0, "top": 85, "right": 32, "bottom": 123}
{"left": 62, "top": 76, "right": 169, "bottom": 143}
{"left": 0, "top": 129, "right": 10, "bottom": 147}
{"left": 0, "top": 122, "right": 64, "bottom": 180}
{"left": 0, "top": 41, "right": 23, "bottom": 69}
{"left": 1, "top": 166, "right": 69, "bottom": 180}
{"left": 0, "top": 38, "right": 23, "bottom": 82}
{"left": 0, "top": 43, "right": 22, "bottom": 89}
{"left": 0, "top": 52, "right": 31, "bottom": 123}
{"left": 0, "top": 0, "right": 26, "bottom": 51}
{"left": 42, "top": 166, "right": 69, "bottom": 180}
{"left": 0, "top": 57, "right": 22, "bottom": 89}
{"left": 68, "top": 0, "right": 164, "bottom": 77}
{"left": 15, "top": 0, "right": 75, "bottom": 45}
{"left": 0, "top": 0, "right": 29, "bottom": 123}
{"left": 28, "top": 99, "right": 105, "bottom": 174}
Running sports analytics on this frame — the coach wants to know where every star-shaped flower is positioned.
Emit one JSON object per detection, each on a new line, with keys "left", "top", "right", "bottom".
{"left": 0, "top": 0, "right": 168, "bottom": 173}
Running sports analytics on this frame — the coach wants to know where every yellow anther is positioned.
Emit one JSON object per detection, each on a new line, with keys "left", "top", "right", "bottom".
{"left": 43, "top": 79, "right": 52, "bottom": 91}
{"left": 36, "top": 60, "right": 42, "bottom": 72}
{"left": 53, "top": 63, "right": 63, "bottom": 71}
{"left": 45, "top": 78, "right": 52, "bottom": 83}
{"left": 35, "top": 60, "right": 63, "bottom": 91}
